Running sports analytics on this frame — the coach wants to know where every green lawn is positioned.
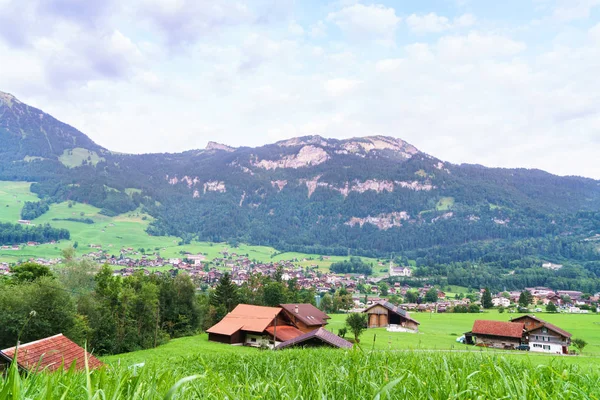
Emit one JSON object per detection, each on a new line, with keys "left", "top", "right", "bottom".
{"left": 436, "top": 196, "right": 455, "bottom": 211}
{"left": 59, "top": 148, "right": 105, "bottom": 168}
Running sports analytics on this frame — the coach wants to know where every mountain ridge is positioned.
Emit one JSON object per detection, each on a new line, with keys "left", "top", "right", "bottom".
{"left": 1, "top": 90, "right": 600, "bottom": 263}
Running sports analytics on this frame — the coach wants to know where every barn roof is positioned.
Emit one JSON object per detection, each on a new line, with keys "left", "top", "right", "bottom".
{"left": 276, "top": 328, "right": 353, "bottom": 350}
{"left": 265, "top": 325, "right": 304, "bottom": 341}
{"left": 206, "top": 304, "right": 282, "bottom": 335}
{"left": 471, "top": 320, "right": 524, "bottom": 339}
{"left": 1, "top": 334, "right": 103, "bottom": 372}
{"left": 364, "top": 301, "right": 421, "bottom": 325}
{"left": 280, "top": 304, "right": 330, "bottom": 326}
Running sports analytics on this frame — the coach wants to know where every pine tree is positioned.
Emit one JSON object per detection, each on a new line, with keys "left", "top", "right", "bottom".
{"left": 482, "top": 288, "right": 493, "bottom": 309}
{"left": 210, "top": 273, "right": 239, "bottom": 313}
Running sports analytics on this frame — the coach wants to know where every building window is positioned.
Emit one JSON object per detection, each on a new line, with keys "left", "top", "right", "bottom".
{"left": 543, "top": 345, "right": 550, "bottom": 350}
{"left": 542, "top": 327, "right": 548, "bottom": 333}
{"left": 250, "top": 338, "right": 257, "bottom": 343}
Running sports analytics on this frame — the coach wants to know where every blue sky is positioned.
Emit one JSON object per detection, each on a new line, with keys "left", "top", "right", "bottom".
{"left": 0, "top": 0, "right": 599, "bottom": 178}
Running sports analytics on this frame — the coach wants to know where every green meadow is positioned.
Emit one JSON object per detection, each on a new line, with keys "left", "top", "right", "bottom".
{"left": 104, "top": 310, "right": 600, "bottom": 369}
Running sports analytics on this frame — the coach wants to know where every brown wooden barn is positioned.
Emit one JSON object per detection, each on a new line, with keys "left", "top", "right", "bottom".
{"left": 363, "top": 301, "right": 420, "bottom": 331}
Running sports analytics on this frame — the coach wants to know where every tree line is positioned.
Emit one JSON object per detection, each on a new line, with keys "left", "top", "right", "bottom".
{"left": 0, "top": 222, "right": 70, "bottom": 245}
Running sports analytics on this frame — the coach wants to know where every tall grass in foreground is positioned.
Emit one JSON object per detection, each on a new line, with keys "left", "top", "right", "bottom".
{"left": 2, "top": 350, "right": 600, "bottom": 399}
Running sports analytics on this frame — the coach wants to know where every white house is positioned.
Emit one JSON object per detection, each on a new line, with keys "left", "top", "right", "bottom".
{"left": 492, "top": 297, "right": 510, "bottom": 307}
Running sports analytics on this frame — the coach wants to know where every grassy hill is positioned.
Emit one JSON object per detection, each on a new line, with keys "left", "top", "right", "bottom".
{"left": 0, "top": 181, "right": 378, "bottom": 270}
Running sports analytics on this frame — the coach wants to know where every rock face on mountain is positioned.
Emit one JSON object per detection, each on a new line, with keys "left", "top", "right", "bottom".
{"left": 2, "top": 91, "right": 600, "bottom": 257}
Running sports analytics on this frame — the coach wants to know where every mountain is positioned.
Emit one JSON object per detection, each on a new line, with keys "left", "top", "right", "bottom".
{"left": 2, "top": 91, "right": 600, "bottom": 290}
{"left": 0, "top": 91, "right": 106, "bottom": 163}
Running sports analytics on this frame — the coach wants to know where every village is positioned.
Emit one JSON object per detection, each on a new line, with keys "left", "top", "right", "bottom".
{"left": 2, "top": 246, "right": 599, "bottom": 315}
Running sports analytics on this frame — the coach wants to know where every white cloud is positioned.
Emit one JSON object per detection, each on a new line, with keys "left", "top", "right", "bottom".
{"left": 437, "top": 32, "right": 526, "bottom": 61}
{"left": 327, "top": 3, "right": 401, "bottom": 42}
{"left": 288, "top": 20, "right": 304, "bottom": 36}
{"left": 406, "top": 13, "right": 476, "bottom": 34}
{"left": 324, "top": 78, "right": 361, "bottom": 97}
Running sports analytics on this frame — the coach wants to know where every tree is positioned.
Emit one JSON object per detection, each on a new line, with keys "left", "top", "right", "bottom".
{"left": 345, "top": 313, "right": 367, "bottom": 343}
{"left": 378, "top": 282, "right": 389, "bottom": 296}
{"left": 210, "top": 273, "right": 239, "bottom": 313}
{"left": 468, "top": 304, "right": 481, "bottom": 313}
{"left": 481, "top": 288, "right": 493, "bottom": 309}
{"left": 572, "top": 338, "right": 588, "bottom": 354}
{"left": 424, "top": 287, "right": 438, "bottom": 303}
{"left": 518, "top": 290, "right": 533, "bottom": 307}
{"left": 10, "top": 262, "right": 53, "bottom": 283}
{"left": 405, "top": 290, "right": 419, "bottom": 303}
{"left": 320, "top": 293, "right": 333, "bottom": 313}
{"left": 498, "top": 306, "right": 505, "bottom": 313}
{"left": 62, "top": 247, "right": 76, "bottom": 262}
{"left": 546, "top": 302, "right": 558, "bottom": 313}
{"left": 263, "top": 282, "right": 286, "bottom": 307}
{"left": 334, "top": 287, "right": 353, "bottom": 311}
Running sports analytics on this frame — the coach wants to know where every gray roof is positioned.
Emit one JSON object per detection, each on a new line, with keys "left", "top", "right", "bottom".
{"left": 276, "top": 328, "right": 353, "bottom": 349}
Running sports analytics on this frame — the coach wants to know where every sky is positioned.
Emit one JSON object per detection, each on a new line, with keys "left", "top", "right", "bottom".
{"left": 0, "top": 0, "right": 599, "bottom": 179}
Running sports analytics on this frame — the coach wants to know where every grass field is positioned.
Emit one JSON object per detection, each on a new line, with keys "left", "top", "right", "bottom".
{"left": 0, "top": 181, "right": 379, "bottom": 270}
{"left": 105, "top": 310, "right": 600, "bottom": 369}
{"left": 59, "top": 148, "right": 105, "bottom": 168}
{"left": 5, "top": 349, "right": 600, "bottom": 399}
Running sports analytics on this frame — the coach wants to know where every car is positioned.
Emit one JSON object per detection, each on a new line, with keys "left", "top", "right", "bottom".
{"left": 516, "top": 344, "right": 530, "bottom": 351}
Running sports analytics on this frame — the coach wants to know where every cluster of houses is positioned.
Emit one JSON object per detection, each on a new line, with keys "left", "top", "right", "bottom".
{"left": 207, "top": 303, "right": 353, "bottom": 349}
{"left": 465, "top": 315, "right": 572, "bottom": 354}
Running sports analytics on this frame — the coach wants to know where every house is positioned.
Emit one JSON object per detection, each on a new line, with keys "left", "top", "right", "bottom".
{"left": 0, "top": 334, "right": 103, "bottom": 373}
{"left": 206, "top": 304, "right": 304, "bottom": 347}
{"left": 510, "top": 315, "right": 571, "bottom": 354}
{"left": 464, "top": 320, "right": 525, "bottom": 349}
{"left": 364, "top": 301, "right": 420, "bottom": 331}
{"left": 389, "top": 266, "right": 412, "bottom": 277}
{"left": 279, "top": 304, "right": 330, "bottom": 333}
{"left": 492, "top": 297, "right": 510, "bottom": 307}
{"left": 276, "top": 328, "right": 353, "bottom": 350}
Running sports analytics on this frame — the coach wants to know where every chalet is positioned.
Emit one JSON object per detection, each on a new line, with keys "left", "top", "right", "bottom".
{"left": 280, "top": 304, "right": 330, "bottom": 333}
{"left": 464, "top": 320, "right": 525, "bottom": 349}
{"left": 207, "top": 304, "right": 304, "bottom": 347}
{"left": 510, "top": 315, "right": 571, "bottom": 354}
{"left": 276, "top": 328, "right": 353, "bottom": 350}
{"left": 364, "top": 301, "right": 420, "bottom": 331}
{"left": 0, "top": 334, "right": 103, "bottom": 373}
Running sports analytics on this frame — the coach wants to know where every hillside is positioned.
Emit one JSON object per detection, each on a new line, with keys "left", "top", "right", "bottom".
{"left": 1, "top": 91, "right": 600, "bottom": 290}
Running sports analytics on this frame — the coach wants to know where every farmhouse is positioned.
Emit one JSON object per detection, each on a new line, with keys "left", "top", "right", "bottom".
{"left": 0, "top": 334, "right": 103, "bottom": 373}
{"left": 364, "top": 301, "right": 420, "bottom": 331}
{"left": 276, "top": 328, "right": 353, "bottom": 350}
{"left": 280, "top": 303, "right": 330, "bottom": 333}
{"left": 207, "top": 304, "right": 304, "bottom": 347}
{"left": 510, "top": 315, "right": 572, "bottom": 354}
{"left": 464, "top": 320, "right": 525, "bottom": 349}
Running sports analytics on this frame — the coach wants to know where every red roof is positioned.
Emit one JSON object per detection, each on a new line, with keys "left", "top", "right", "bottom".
{"left": 280, "top": 304, "right": 330, "bottom": 326}
{"left": 265, "top": 325, "right": 304, "bottom": 341}
{"left": 207, "top": 304, "right": 282, "bottom": 335}
{"left": 276, "top": 328, "right": 353, "bottom": 349}
{"left": 1, "top": 334, "right": 103, "bottom": 372}
{"left": 471, "top": 320, "right": 524, "bottom": 339}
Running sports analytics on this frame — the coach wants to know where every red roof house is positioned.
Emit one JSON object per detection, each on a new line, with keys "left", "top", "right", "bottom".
{"left": 465, "top": 320, "right": 525, "bottom": 349}
{"left": 0, "top": 334, "right": 103, "bottom": 372}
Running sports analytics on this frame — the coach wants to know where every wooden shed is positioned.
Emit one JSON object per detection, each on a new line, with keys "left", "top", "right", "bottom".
{"left": 363, "top": 301, "right": 420, "bottom": 331}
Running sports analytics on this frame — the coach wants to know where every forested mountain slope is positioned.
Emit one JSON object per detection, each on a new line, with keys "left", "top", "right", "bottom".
{"left": 1, "top": 91, "right": 599, "bottom": 269}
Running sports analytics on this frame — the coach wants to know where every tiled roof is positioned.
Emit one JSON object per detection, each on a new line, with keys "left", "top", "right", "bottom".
{"left": 276, "top": 328, "right": 353, "bottom": 349}
{"left": 511, "top": 315, "right": 572, "bottom": 338}
{"left": 1, "top": 334, "right": 103, "bottom": 372}
{"left": 265, "top": 325, "right": 304, "bottom": 341}
{"left": 364, "top": 301, "right": 421, "bottom": 325}
{"left": 471, "top": 320, "right": 524, "bottom": 339}
{"left": 207, "top": 304, "right": 282, "bottom": 335}
{"left": 280, "top": 304, "right": 330, "bottom": 326}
